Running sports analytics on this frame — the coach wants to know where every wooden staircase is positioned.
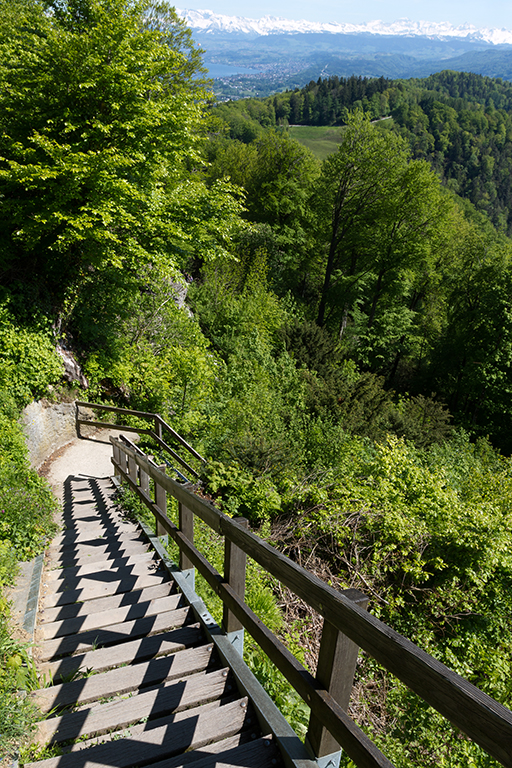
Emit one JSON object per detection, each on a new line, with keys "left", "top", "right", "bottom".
{"left": 26, "top": 475, "right": 282, "bottom": 768}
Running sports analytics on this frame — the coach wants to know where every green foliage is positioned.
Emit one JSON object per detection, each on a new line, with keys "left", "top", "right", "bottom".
{"left": 202, "top": 460, "right": 281, "bottom": 524}
{"left": 0, "top": 462, "right": 58, "bottom": 559}
{"left": 0, "top": 303, "right": 63, "bottom": 407}
{"left": 0, "top": 620, "right": 38, "bottom": 760}
{"left": 0, "top": 0, "right": 234, "bottom": 312}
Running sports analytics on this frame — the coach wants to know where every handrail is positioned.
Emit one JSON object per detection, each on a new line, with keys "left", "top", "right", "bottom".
{"left": 111, "top": 437, "right": 512, "bottom": 768}
{"left": 75, "top": 399, "right": 206, "bottom": 478}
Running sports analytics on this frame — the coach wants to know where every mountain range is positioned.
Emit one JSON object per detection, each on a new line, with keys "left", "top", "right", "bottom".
{"left": 176, "top": 8, "right": 512, "bottom": 97}
{"left": 178, "top": 9, "right": 512, "bottom": 46}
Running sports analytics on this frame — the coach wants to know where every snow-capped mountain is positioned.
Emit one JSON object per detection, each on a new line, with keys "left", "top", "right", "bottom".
{"left": 177, "top": 8, "right": 512, "bottom": 46}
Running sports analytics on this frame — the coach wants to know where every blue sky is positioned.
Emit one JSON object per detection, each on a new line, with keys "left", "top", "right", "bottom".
{"left": 195, "top": 0, "right": 511, "bottom": 29}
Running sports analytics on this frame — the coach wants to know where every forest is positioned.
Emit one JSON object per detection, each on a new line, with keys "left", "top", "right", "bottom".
{"left": 2, "top": 2, "right": 512, "bottom": 766}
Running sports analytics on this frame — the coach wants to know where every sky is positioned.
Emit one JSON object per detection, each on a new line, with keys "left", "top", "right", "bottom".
{"left": 190, "top": 0, "right": 511, "bottom": 29}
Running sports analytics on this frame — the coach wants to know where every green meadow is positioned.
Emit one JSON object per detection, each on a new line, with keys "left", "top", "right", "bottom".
{"left": 288, "top": 124, "right": 346, "bottom": 160}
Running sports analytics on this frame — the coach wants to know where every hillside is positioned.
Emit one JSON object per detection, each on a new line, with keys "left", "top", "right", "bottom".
{"left": 2, "top": 5, "right": 512, "bottom": 766}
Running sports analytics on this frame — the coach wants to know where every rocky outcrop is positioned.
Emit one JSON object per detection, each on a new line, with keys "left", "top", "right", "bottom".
{"left": 21, "top": 400, "right": 88, "bottom": 469}
{"left": 56, "top": 345, "right": 88, "bottom": 388}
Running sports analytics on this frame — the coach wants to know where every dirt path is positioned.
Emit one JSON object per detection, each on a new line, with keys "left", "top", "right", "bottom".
{"left": 8, "top": 431, "right": 122, "bottom": 633}
{"left": 41, "top": 430, "right": 121, "bottom": 500}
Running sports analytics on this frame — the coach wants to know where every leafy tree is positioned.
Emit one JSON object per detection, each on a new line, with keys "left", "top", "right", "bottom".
{"left": 313, "top": 113, "right": 447, "bottom": 375}
{"left": 0, "top": 0, "right": 235, "bottom": 314}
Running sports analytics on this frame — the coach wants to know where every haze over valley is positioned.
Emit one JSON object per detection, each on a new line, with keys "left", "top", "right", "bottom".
{"left": 177, "top": 8, "right": 512, "bottom": 96}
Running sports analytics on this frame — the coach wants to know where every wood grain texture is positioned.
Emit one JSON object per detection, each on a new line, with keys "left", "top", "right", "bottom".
{"left": 42, "top": 592, "right": 182, "bottom": 639}
{"left": 31, "top": 643, "right": 216, "bottom": 713}
{"left": 40, "top": 606, "right": 193, "bottom": 660}
{"left": 35, "top": 668, "right": 234, "bottom": 745}
{"left": 41, "top": 570, "right": 170, "bottom": 608}
{"left": 40, "top": 624, "right": 204, "bottom": 682}
{"left": 46, "top": 551, "right": 155, "bottom": 582}
{"left": 40, "top": 582, "right": 174, "bottom": 623}
{"left": 25, "top": 697, "right": 253, "bottom": 768}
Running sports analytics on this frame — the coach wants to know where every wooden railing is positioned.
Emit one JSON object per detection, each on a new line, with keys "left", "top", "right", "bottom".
{"left": 111, "top": 435, "right": 512, "bottom": 768}
{"left": 76, "top": 400, "right": 205, "bottom": 479}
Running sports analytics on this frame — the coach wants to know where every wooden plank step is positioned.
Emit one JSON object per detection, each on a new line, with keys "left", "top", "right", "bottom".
{"left": 39, "top": 623, "right": 204, "bottom": 682}
{"left": 39, "top": 623, "right": 204, "bottom": 683}
{"left": 48, "top": 529, "right": 144, "bottom": 554}
{"left": 24, "top": 697, "right": 254, "bottom": 768}
{"left": 46, "top": 550, "right": 155, "bottom": 581}
{"left": 40, "top": 605, "right": 193, "bottom": 660}
{"left": 32, "top": 643, "right": 216, "bottom": 713}
{"left": 158, "top": 736, "right": 283, "bottom": 768}
{"left": 55, "top": 696, "right": 242, "bottom": 756}
{"left": 57, "top": 511, "right": 132, "bottom": 529}
{"left": 35, "top": 668, "right": 234, "bottom": 746}
{"left": 48, "top": 557, "right": 165, "bottom": 587}
{"left": 46, "top": 538, "right": 149, "bottom": 567}
{"left": 41, "top": 569, "right": 170, "bottom": 608}
{"left": 51, "top": 521, "right": 140, "bottom": 546}
{"left": 42, "top": 591, "right": 183, "bottom": 639}
{"left": 40, "top": 582, "right": 175, "bottom": 623}
{"left": 142, "top": 732, "right": 256, "bottom": 768}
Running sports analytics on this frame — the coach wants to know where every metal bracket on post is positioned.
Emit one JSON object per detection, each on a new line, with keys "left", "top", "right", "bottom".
{"left": 179, "top": 502, "right": 195, "bottom": 591}
{"left": 306, "top": 590, "right": 369, "bottom": 763}
{"left": 304, "top": 746, "right": 341, "bottom": 768}
{"left": 223, "top": 517, "right": 249, "bottom": 657}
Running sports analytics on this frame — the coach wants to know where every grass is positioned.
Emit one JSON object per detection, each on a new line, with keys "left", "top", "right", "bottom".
{"left": 288, "top": 125, "right": 346, "bottom": 160}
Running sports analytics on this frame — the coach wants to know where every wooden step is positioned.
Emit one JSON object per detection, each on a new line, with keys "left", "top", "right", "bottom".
{"left": 40, "top": 605, "right": 193, "bottom": 660}
{"left": 45, "top": 556, "right": 163, "bottom": 592}
{"left": 35, "top": 668, "right": 235, "bottom": 746}
{"left": 25, "top": 697, "right": 254, "bottom": 768}
{"left": 32, "top": 643, "right": 216, "bottom": 713}
{"left": 40, "top": 582, "right": 175, "bottom": 623}
{"left": 156, "top": 736, "right": 283, "bottom": 768}
{"left": 46, "top": 538, "right": 149, "bottom": 568}
{"left": 48, "top": 530, "right": 145, "bottom": 555}
{"left": 46, "top": 550, "right": 155, "bottom": 581}
{"left": 41, "top": 569, "right": 170, "bottom": 608}
{"left": 142, "top": 732, "right": 258, "bottom": 768}
{"left": 42, "top": 591, "right": 183, "bottom": 639}
{"left": 39, "top": 623, "right": 204, "bottom": 682}
{"left": 51, "top": 521, "right": 140, "bottom": 547}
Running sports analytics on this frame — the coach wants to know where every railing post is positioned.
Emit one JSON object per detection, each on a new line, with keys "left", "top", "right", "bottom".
{"left": 223, "top": 517, "right": 249, "bottom": 656}
{"left": 155, "top": 415, "right": 163, "bottom": 442}
{"left": 154, "top": 466, "right": 168, "bottom": 543}
{"left": 128, "top": 453, "right": 138, "bottom": 485}
{"left": 112, "top": 443, "right": 121, "bottom": 477}
{"left": 306, "top": 591, "right": 369, "bottom": 768}
{"left": 178, "top": 502, "right": 195, "bottom": 590}
{"left": 140, "top": 465, "right": 149, "bottom": 498}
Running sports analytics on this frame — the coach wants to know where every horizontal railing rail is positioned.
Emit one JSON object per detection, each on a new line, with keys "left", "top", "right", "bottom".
{"left": 76, "top": 399, "right": 205, "bottom": 479}
{"left": 111, "top": 436, "right": 512, "bottom": 768}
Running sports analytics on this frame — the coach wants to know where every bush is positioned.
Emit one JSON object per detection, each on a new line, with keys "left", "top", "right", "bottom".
{"left": 0, "top": 304, "right": 63, "bottom": 407}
